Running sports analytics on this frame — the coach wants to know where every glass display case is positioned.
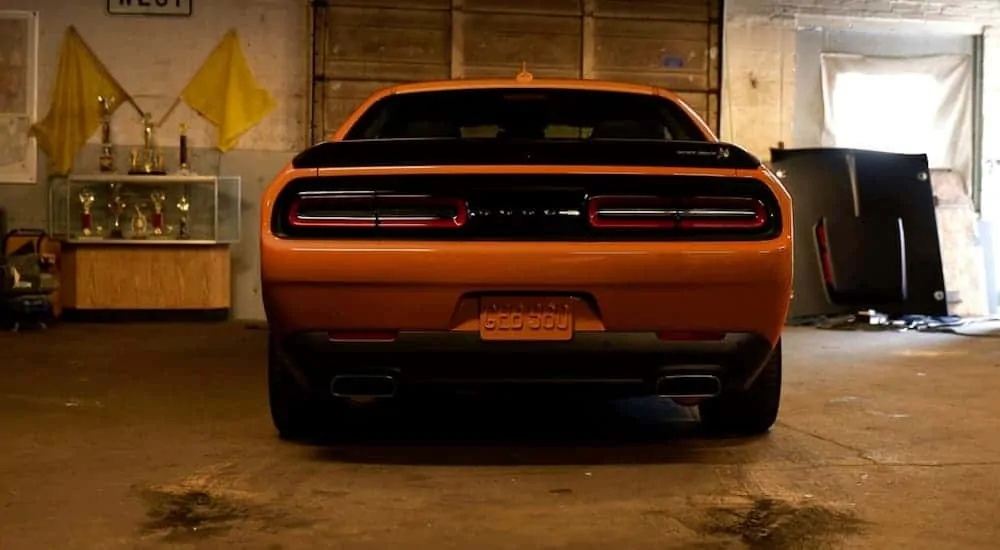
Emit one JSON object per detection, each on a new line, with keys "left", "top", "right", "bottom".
{"left": 49, "top": 174, "right": 241, "bottom": 244}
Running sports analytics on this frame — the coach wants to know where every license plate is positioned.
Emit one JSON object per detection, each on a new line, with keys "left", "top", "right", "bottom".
{"left": 479, "top": 296, "right": 574, "bottom": 341}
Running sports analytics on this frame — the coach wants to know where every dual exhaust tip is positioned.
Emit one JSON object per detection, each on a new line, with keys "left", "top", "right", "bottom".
{"left": 330, "top": 373, "right": 722, "bottom": 400}
{"left": 654, "top": 374, "right": 721, "bottom": 399}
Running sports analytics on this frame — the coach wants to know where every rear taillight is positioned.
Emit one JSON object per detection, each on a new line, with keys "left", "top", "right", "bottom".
{"left": 587, "top": 195, "right": 768, "bottom": 231}
{"left": 288, "top": 193, "right": 467, "bottom": 229}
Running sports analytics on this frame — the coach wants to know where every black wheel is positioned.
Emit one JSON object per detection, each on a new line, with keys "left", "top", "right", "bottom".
{"left": 268, "top": 334, "right": 329, "bottom": 440}
{"left": 699, "top": 339, "right": 782, "bottom": 436}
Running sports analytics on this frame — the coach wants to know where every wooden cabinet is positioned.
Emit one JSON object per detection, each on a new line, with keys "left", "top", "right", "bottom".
{"left": 50, "top": 174, "right": 240, "bottom": 315}
{"left": 60, "top": 241, "right": 231, "bottom": 310}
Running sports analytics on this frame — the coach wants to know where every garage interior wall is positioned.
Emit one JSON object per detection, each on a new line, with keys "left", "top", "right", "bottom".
{"left": 798, "top": 31, "right": 986, "bottom": 316}
{"left": 0, "top": 0, "right": 309, "bottom": 322}
{"left": 311, "top": 0, "right": 723, "bottom": 141}
{"left": 723, "top": 0, "right": 1000, "bottom": 316}
{"left": 6, "top": 0, "right": 1000, "bottom": 321}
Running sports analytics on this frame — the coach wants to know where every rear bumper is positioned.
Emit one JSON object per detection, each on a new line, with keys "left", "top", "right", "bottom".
{"left": 276, "top": 330, "right": 777, "bottom": 399}
{"left": 261, "top": 238, "right": 794, "bottom": 343}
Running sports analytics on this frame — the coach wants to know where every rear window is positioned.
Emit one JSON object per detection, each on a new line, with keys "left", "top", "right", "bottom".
{"left": 344, "top": 88, "right": 708, "bottom": 142}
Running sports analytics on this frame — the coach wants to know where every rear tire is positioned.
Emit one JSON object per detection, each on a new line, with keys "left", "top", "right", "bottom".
{"left": 699, "top": 339, "right": 782, "bottom": 436}
{"left": 268, "top": 334, "right": 328, "bottom": 440}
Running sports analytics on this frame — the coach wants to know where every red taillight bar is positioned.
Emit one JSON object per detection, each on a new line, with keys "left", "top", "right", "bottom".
{"left": 287, "top": 193, "right": 375, "bottom": 228}
{"left": 377, "top": 195, "right": 468, "bottom": 229}
{"left": 588, "top": 195, "right": 676, "bottom": 229}
{"left": 288, "top": 193, "right": 467, "bottom": 229}
{"left": 588, "top": 195, "right": 768, "bottom": 230}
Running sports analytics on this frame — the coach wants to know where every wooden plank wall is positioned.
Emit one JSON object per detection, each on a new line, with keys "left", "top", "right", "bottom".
{"left": 312, "top": 0, "right": 721, "bottom": 140}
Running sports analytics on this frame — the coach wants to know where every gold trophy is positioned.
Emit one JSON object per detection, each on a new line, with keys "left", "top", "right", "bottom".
{"left": 78, "top": 189, "right": 96, "bottom": 237}
{"left": 97, "top": 96, "right": 116, "bottom": 173}
{"left": 129, "top": 113, "right": 166, "bottom": 175}
{"left": 177, "top": 195, "right": 191, "bottom": 239}
{"left": 130, "top": 203, "right": 149, "bottom": 239}
{"left": 108, "top": 187, "right": 127, "bottom": 239}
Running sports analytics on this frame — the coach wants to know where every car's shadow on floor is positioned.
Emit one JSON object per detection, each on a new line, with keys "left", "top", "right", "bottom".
{"left": 299, "top": 394, "right": 772, "bottom": 466}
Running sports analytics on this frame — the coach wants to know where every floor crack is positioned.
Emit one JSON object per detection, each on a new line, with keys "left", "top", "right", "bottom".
{"left": 777, "top": 421, "right": 880, "bottom": 465}
{"left": 778, "top": 421, "right": 1000, "bottom": 468}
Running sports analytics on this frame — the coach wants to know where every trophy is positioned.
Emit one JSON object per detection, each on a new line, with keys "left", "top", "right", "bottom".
{"left": 129, "top": 113, "right": 166, "bottom": 175}
{"left": 150, "top": 191, "right": 167, "bottom": 236}
{"left": 108, "top": 186, "right": 127, "bottom": 239}
{"left": 131, "top": 203, "right": 149, "bottom": 239}
{"left": 178, "top": 122, "right": 191, "bottom": 174}
{"left": 97, "top": 96, "right": 116, "bottom": 173}
{"left": 177, "top": 195, "right": 191, "bottom": 239}
{"left": 78, "top": 189, "right": 96, "bottom": 237}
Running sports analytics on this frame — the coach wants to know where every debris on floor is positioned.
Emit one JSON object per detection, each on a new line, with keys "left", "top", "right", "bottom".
{"left": 787, "top": 310, "right": 1000, "bottom": 338}
{"left": 700, "top": 497, "right": 867, "bottom": 550}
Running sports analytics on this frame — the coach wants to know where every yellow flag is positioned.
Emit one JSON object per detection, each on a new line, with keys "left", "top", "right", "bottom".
{"left": 30, "top": 26, "right": 129, "bottom": 175}
{"left": 180, "top": 29, "right": 277, "bottom": 152}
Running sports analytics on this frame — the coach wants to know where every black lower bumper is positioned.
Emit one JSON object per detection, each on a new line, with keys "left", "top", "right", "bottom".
{"left": 276, "top": 331, "right": 777, "bottom": 399}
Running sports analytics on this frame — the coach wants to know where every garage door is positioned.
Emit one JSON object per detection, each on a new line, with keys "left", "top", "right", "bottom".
{"left": 310, "top": 0, "right": 722, "bottom": 142}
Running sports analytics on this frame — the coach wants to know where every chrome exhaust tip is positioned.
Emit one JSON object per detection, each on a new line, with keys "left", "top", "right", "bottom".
{"left": 330, "top": 375, "right": 397, "bottom": 398}
{"left": 655, "top": 374, "right": 722, "bottom": 399}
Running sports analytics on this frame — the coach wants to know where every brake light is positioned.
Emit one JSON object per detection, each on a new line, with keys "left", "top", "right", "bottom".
{"left": 288, "top": 193, "right": 467, "bottom": 229}
{"left": 588, "top": 195, "right": 768, "bottom": 230}
{"left": 288, "top": 192, "right": 375, "bottom": 228}
{"left": 377, "top": 195, "right": 468, "bottom": 228}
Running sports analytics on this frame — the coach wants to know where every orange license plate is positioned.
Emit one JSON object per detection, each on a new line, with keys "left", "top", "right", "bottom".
{"left": 479, "top": 297, "right": 575, "bottom": 341}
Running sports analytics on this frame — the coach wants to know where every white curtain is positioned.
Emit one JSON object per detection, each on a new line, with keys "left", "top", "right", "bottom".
{"left": 820, "top": 53, "right": 973, "bottom": 194}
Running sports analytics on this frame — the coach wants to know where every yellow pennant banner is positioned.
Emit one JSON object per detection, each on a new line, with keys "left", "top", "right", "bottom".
{"left": 179, "top": 29, "right": 277, "bottom": 153}
{"left": 30, "top": 26, "right": 132, "bottom": 175}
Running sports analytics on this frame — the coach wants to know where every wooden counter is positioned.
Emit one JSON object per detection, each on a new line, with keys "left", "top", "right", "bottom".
{"left": 59, "top": 240, "right": 231, "bottom": 311}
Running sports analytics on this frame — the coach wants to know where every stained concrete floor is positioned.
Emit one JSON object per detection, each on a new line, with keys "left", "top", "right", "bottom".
{"left": 1, "top": 323, "right": 999, "bottom": 550}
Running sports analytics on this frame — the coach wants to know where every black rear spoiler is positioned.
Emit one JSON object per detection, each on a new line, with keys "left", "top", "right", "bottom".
{"left": 290, "top": 138, "right": 763, "bottom": 170}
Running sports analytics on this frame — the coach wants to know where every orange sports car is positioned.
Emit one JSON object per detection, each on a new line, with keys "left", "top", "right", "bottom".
{"left": 260, "top": 71, "right": 793, "bottom": 439}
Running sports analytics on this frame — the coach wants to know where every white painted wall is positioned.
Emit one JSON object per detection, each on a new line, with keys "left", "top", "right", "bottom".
{"left": 0, "top": 0, "right": 309, "bottom": 320}
{"left": 0, "top": 0, "right": 309, "bottom": 152}
{"left": 722, "top": 0, "right": 1000, "bottom": 162}
{"left": 722, "top": 0, "right": 1000, "bottom": 313}
{"left": 728, "top": 0, "right": 1000, "bottom": 22}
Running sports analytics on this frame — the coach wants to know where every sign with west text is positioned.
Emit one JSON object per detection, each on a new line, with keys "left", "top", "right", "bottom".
{"left": 107, "top": 0, "right": 192, "bottom": 17}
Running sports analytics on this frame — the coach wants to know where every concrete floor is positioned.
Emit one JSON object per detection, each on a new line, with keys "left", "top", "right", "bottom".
{"left": 1, "top": 323, "right": 999, "bottom": 550}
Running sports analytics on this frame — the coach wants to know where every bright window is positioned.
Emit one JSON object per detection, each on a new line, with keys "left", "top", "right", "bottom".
{"left": 829, "top": 72, "right": 940, "bottom": 156}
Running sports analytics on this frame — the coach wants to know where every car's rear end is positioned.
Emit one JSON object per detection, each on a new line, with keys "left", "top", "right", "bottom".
{"left": 260, "top": 81, "right": 793, "bottom": 438}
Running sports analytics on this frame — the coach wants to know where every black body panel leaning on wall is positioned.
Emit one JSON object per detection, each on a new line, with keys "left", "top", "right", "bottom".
{"left": 770, "top": 147, "right": 948, "bottom": 318}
